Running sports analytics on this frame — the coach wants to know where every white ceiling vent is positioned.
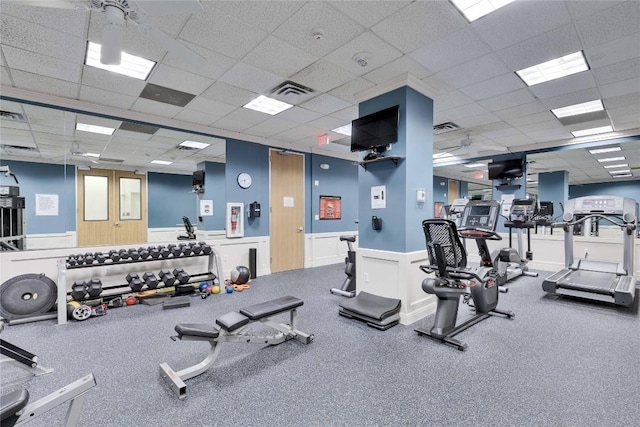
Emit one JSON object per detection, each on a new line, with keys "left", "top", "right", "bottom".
{"left": 433, "top": 122, "right": 460, "bottom": 135}
{"left": 270, "top": 80, "right": 316, "bottom": 105}
{"left": 98, "top": 157, "right": 124, "bottom": 163}
{"left": 0, "top": 111, "right": 27, "bottom": 122}
{"left": 1, "top": 144, "right": 37, "bottom": 152}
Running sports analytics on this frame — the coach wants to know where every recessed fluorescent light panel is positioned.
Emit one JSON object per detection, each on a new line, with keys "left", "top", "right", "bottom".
{"left": 552, "top": 100, "right": 604, "bottom": 118}
{"left": 85, "top": 42, "right": 155, "bottom": 80}
{"left": 516, "top": 51, "right": 588, "bottom": 86}
{"left": 464, "top": 163, "right": 485, "bottom": 168}
{"left": 451, "top": 0, "right": 516, "bottom": 22}
{"left": 81, "top": 152, "right": 101, "bottom": 158}
{"left": 609, "top": 169, "right": 631, "bottom": 174}
{"left": 179, "top": 140, "right": 210, "bottom": 150}
{"left": 589, "top": 146, "right": 621, "bottom": 154}
{"left": 243, "top": 95, "right": 293, "bottom": 115}
{"left": 603, "top": 163, "right": 628, "bottom": 169}
{"left": 150, "top": 160, "right": 173, "bottom": 165}
{"left": 571, "top": 125, "right": 613, "bottom": 137}
{"left": 597, "top": 156, "right": 625, "bottom": 163}
{"left": 332, "top": 124, "right": 352, "bottom": 136}
{"left": 76, "top": 122, "right": 115, "bottom": 135}
{"left": 612, "top": 174, "right": 632, "bottom": 178}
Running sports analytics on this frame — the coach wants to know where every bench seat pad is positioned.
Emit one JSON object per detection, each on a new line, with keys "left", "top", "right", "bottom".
{"left": 175, "top": 323, "right": 220, "bottom": 339}
{"left": 239, "top": 296, "right": 303, "bottom": 320}
{"left": 216, "top": 311, "right": 250, "bottom": 332}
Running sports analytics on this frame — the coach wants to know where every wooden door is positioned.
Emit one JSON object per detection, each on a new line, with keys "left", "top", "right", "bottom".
{"left": 77, "top": 168, "right": 147, "bottom": 247}
{"left": 270, "top": 150, "right": 304, "bottom": 272}
{"left": 448, "top": 180, "right": 459, "bottom": 204}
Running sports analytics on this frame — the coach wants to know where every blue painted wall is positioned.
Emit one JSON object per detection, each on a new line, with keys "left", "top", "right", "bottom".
{"left": 538, "top": 171, "right": 569, "bottom": 219}
{"left": 433, "top": 176, "right": 449, "bottom": 206}
{"left": 0, "top": 160, "right": 75, "bottom": 234}
{"left": 224, "top": 139, "right": 269, "bottom": 237}
{"left": 309, "top": 154, "right": 358, "bottom": 232}
{"left": 196, "top": 161, "right": 226, "bottom": 231}
{"left": 569, "top": 179, "right": 640, "bottom": 203}
{"left": 147, "top": 172, "right": 195, "bottom": 228}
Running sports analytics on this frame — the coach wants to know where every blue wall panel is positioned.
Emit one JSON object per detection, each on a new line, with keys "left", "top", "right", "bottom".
{"left": 538, "top": 171, "right": 569, "bottom": 219}
{"left": 0, "top": 160, "right": 75, "bottom": 234}
{"left": 147, "top": 172, "right": 194, "bottom": 228}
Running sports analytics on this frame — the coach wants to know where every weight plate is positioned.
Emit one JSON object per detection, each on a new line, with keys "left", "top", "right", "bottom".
{"left": 0, "top": 274, "right": 57, "bottom": 320}
{"left": 72, "top": 305, "right": 92, "bottom": 321}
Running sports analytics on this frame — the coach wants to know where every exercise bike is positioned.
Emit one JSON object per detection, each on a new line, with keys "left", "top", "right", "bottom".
{"left": 330, "top": 235, "right": 356, "bottom": 298}
{"left": 415, "top": 199, "right": 514, "bottom": 351}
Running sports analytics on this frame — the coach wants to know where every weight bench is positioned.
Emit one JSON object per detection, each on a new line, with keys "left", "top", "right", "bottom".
{"left": 159, "top": 296, "right": 314, "bottom": 399}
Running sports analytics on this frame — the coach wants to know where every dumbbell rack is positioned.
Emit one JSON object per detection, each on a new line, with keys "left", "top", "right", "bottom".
{"left": 56, "top": 246, "right": 223, "bottom": 325}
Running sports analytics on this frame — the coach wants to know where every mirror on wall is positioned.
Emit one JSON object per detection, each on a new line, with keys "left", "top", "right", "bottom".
{"left": 0, "top": 100, "right": 226, "bottom": 250}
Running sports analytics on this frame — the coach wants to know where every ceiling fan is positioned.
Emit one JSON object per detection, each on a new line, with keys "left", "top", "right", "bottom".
{"left": 446, "top": 133, "right": 508, "bottom": 158}
{"left": 12, "top": 0, "right": 206, "bottom": 67}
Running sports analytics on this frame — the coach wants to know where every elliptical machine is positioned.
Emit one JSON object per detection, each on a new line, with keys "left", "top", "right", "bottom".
{"left": 497, "top": 199, "right": 539, "bottom": 285}
{"left": 330, "top": 235, "right": 357, "bottom": 298}
{"left": 415, "top": 199, "right": 514, "bottom": 351}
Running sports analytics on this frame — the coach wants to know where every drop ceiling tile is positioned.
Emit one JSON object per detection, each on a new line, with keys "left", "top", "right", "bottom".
{"left": 81, "top": 66, "right": 147, "bottom": 97}
{"left": 200, "top": 81, "right": 257, "bottom": 108}
{"left": 494, "top": 100, "right": 548, "bottom": 121}
{"left": 149, "top": 64, "right": 214, "bottom": 96}
{"left": 205, "top": 0, "right": 303, "bottom": 33}
{"left": 329, "top": 106, "right": 358, "bottom": 123}
{"left": 243, "top": 123, "right": 285, "bottom": 139}
{"left": 112, "top": 130, "right": 153, "bottom": 142}
{"left": 411, "top": 28, "right": 491, "bottom": 74}
{"left": 593, "top": 57, "right": 640, "bottom": 86}
{"left": 597, "top": 77, "right": 640, "bottom": 99}
{"left": 1, "top": 15, "right": 86, "bottom": 62}
{"left": 566, "top": 1, "right": 619, "bottom": 21}
{"left": 2, "top": 45, "right": 82, "bottom": 83}
{"left": 529, "top": 72, "right": 597, "bottom": 100}
{"left": 472, "top": 1, "right": 572, "bottom": 50}
{"left": 224, "top": 108, "right": 271, "bottom": 127}
{"left": 273, "top": 1, "right": 365, "bottom": 57}
{"left": 454, "top": 113, "right": 500, "bottom": 129}
{"left": 324, "top": 31, "right": 402, "bottom": 76}
{"left": 299, "top": 94, "right": 351, "bottom": 115}
{"left": 328, "top": 0, "right": 409, "bottom": 28}
{"left": 180, "top": 10, "right": 267, "bottom": 60}
{"left": 289, "top": 59, "right": 355, "bottom": 93}
{"left": 131, "top": 98, "right": 183, "bottom": 119}
{"left": 276, "top": 107, "right": 324, "bottom": 125}
{"left": 10, "top": 69, "right": 78, "bottom": 98}
{"left": 574, "top": 1, "right": 640, "bottom": 48}
{"left": 86, "top": 18, "right": 166, "bottom": 63}
{"left": 421, "top": 74, "right": 455, "bottom": 97}
{"left": 1, "top": 3, "right": 88, "bottom": 37}
{"left": 173, "top": 109, "right": 219, "bottom": 126}
{"left": 372, "top": 1, "right": 465, "bottom": 53}
{"left": 506, "top": 111, "right": 557, "bottom": 128}
{"left": 495, "top": 24, "right": 582, "bottom": 72}
{"left": 212, "top": 116, "right": 252, "bottom": 133}
{"left": 492, "top": 133, "right": 536, "bottom": 147}
{"left": 433, "top": 91, "right": 473, "bottom": 113}
{"left": 604, "top": 92, "right": 640, "bottom": 110}
{"left": 160, "top": 40, "right": 237, "bottom": 79}
{"left": 459, "top": 73, "right": 525, "bottom": 101}
{"left": 242, "top": 36, "right": 317, "bottom": 79}
{"left": 79, "top": 86, "right": 137, "bottom": 110}
{"left": 328, "top": 78, "right": 375, "bottom": 104}
{"left": 272, "top": 124, "right": 322, "bottom": 143}
{"left": 585, "top": 33, "right": 640, "bottom": 69}
{"left": 436, "top": 54, "right": 510, "bottom": 90}
{"left": 537, "top": 88, "right": 602, "bottom": 111}
{"left": 218, "top": 62, "right": 283, "bottom": 95}
{"left": 478, "top": 89, "right": 535, "bottom": 112}
{"left": 186, "top": 97, "right": 236, "bottom": 117}
{"left": 363, "top": 56, "right": 432, "bottom": 84}
{"left": 306, "top": 115, "right": 348, "bottom": 133}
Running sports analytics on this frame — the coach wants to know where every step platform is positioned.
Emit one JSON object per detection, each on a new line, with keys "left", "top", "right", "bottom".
{"left": 339, "top": 291, "right": 401, "bottom": 330}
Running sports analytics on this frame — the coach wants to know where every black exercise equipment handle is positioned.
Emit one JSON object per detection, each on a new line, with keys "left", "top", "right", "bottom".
{"left": 552, "top": 213, "right": 632, "bottom": 229}
{"left": 458, "top": 227, "right": 502, "bottom": 241}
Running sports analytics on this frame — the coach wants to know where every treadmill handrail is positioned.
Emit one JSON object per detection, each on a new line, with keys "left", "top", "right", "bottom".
{"left": 552, "top": 213, "right": 634, "bottom": 229}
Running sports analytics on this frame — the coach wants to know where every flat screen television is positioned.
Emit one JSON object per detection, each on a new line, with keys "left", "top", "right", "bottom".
{"left": 192, "top": 170, "right": 205, "bottom": 187}
{"left": 488, "top": 159, "right": 523, "bottom": 180}
{"left": 350, "top": 105, "right": 399, "bottom": 153}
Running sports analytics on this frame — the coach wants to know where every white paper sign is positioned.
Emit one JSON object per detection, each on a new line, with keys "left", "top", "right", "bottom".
{"left": 500, "top": 194, "right": 515, "bottom": 216}
{"left": 283, "top": 197, "right": 294, "bottom": 207}
{"left": 371, "top": 186, "right": 386, "bottom": 209}
{"left": 35, "top": 194, "right": 58, "bottom": 216}
{"left": 200, "top": 200, "right": 213, "bottom": 216}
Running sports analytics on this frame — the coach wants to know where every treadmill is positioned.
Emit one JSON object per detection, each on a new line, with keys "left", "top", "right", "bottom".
{"left": 542, "top": 195, "right": 637, "bottom": 307}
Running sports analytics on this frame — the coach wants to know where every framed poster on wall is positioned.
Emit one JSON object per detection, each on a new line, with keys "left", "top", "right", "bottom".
{"left": 434, "top": 202, "right": 445, "bottom": 219}
{"left": 226, "top": 202, "right": 244, "bottom": 238}
{"left": 319, "top": 195, "right": 341, "bottom": 220}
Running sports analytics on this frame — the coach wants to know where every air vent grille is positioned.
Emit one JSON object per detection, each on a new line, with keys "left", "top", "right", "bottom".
{"left": 433, "top": 122, "right": 460, "bottom": 135}
{"left": 271, "top": 81, "right": 315, "bottom": 97}
{"left": 0, "top": 111, "right": 27, "bottom": 123}
{"left": 1, "top": 144, "right": 37, "bottom": 151}
{"left": 178, "top": 145, "right": 198, "bottom": 151}
{"left": 98, "top": 157, "right": 124, "bottom": 163}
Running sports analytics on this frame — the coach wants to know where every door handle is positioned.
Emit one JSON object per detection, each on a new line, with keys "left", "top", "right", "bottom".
{"left": 298, "top": 226, "right": 303, "bottom": 232}
{"left": 114, "top": 221, "right": 120, "bottom": 227}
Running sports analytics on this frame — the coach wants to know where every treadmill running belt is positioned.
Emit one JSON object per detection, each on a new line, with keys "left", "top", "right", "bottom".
{"left": 558, "top": 270, "right": 618, "bottom": 293}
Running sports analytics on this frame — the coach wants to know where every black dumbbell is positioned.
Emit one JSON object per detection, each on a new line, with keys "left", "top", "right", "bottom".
{"left": 139, "top": 249, "right": 150, "bottom": 259}
{"left": 149, "top": 247, "right": 160, "bottom": 259}
{"left": 159, "top": 247, "right": 170, "bottom": 258}
{"left": 110, "top": 251, "right": 121, "bottom": 262}
{"left": 130, "top": 250, "right": 141, "bottom": 260}
{"left": 202, "top": 244, "right": 212, "bottom": 255}
{"left": 191, "top": 244, "right": 202, "bottom": 255}
{"left": 71, "top": 281, "right": 87, "bottom": 300}
{"left": 143, "top": 272, "right": 159, "bottom": 289}
{"left": 126, "top": 273, "right": 143, "bottom": 292}
{"left": 159, "top": 269, "right": 176, "bottom": 287}
{"left": 171, "top": 246, "right": 182, "bottom": 257}
{"left": 119, "top": 249, "right": 130, "bottom": 260}
{"left": 95, "top": 252, "right": 106, "bottom": 264}
{"left": 86, "top": 278, "right": 103, "bottom": 297}
{"left": 67, "top": 255, "right": 78, "bottom": 267}
{"left": 182, "top": 246, "right": 193, "bottom": 256}
{"left": 172, "top": 268, "right": 190, "bottom": 285}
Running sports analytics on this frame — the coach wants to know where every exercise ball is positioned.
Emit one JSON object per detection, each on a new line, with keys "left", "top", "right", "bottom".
{"left": 212, "top": 285, "right": 221, "bottom": 294}
{"left": 230, "top": 266, "right": 250, "bottom": 285}
{"left": 226, "top": 286, "right": 233, "bottom": 294}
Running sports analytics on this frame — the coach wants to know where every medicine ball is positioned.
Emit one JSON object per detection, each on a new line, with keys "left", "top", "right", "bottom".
{"left": 230, "top": 266, "right": 250, "bottom": 285}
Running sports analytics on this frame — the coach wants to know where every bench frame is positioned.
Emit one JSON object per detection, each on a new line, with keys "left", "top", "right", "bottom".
{"left": 159, "top": 299, "right": 313, "bottom": 399}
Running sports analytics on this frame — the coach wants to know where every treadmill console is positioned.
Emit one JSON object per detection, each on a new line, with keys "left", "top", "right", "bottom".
{"left": 460, "top": 200, "right": 500, "bottom": 230}
{"left": 565, "top": 195, "right": 636, "bottom": 219}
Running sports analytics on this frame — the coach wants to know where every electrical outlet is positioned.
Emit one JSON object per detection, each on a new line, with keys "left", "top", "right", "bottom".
{"left": 363, "top": 273, "right": 369, "bottom": 282}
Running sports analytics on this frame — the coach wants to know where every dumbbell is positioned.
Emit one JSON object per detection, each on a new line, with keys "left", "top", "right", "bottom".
{"left": 149, "top": 247, "right": 160, "bottom": 259}
{"left": 75, "top": 255, "right": 86, "bottom": 265}
{"left": 95, "top": 252, "right": 107, "bottom": 264}
{"left": 159, "top": 269, "right": 176, "bottom": 287}
{"left": 159, "top": 247, "right": 170, "bottom": 258}
{"left": 200, "top": 243, "right": 212, "bottom": 255}
{"left": 86, "top": 278, "right": 103, "bottom": 297}
{"left": 110, "top": 250, "right": 121, "bottom": 263}
{"left": 67, "top": 255, "right": 78, "bottom": 267}
{"left": 182, "top": 245, "right": 193, "bottom": 256}
{"left": 191, "top": 244, "right": 202, "bottom": 255}
{"left": 119, "top": 249, "right": 129, "bottom": 260}
{"left": 138, "top": 248, "right": 150, "bottom": 260}
{"left": 172, "top": 268, "right": 190, "bottom": 285}
{"left": 143, "top": 272, "right": 159, "bottom": 289}
{"left": 84, "top": 252, "right": 95, "bottom": 265}
{"left": 129, "top": 249, "right": 141, "bottom": 260}
{"left": 71, "top": 281, "right": 88, "bottom": 300}
{"left": 126, "top": 273, "right": 143, "bottom": 292}
{"left": 170, "top": 246, "right": 183, "bottom": 257}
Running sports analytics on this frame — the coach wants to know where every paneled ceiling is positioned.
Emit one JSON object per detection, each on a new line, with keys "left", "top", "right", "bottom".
{"left": 1, "top": 0, "right": 639, "bottom": 185}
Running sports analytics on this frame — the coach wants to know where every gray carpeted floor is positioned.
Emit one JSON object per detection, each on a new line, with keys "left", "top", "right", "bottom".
{"left": 1, "top": 264, "right": 639, "bottom": 426}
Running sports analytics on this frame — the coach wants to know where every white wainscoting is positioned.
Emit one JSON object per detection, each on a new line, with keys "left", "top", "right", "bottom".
{"left": 304, "top": 231, "right": 358, "bottom": 268}
{"left": 26, "top": 232, "right": 77, "bottom": 249}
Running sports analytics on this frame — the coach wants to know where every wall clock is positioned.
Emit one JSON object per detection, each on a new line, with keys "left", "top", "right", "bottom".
{"left": 237, "top": 172, "right": 252, "bottom": 189}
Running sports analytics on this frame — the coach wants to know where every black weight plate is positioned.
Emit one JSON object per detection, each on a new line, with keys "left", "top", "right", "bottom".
{"left": 0, "top": 274, "right": 58, "bottom": 320}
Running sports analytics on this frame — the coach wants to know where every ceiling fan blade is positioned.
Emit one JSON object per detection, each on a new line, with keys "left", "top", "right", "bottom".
{"left": 136, "top": 23, "right": 206, "bottom": 68}
{"left": 135, "top": 0, "right": 203, "bottom": 16}
{"left": 6, "top": 0, "right": 86, "bottom": 9}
